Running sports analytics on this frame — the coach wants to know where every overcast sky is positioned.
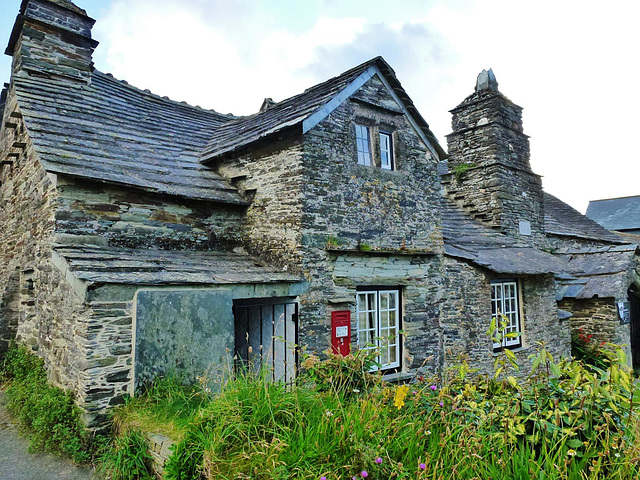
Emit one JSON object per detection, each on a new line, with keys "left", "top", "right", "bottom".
{"left": 1, "top": 0, "right": 638, "bottom": 213}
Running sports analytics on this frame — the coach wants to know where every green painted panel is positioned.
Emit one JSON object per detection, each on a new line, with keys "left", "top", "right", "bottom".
{"left": 134, "top": 289, "right": 235, "bottom": 388}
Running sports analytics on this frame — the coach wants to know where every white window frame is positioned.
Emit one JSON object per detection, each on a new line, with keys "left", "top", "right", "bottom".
{"left": 356, "top": 288, "right": 401, "bottom": 370}
{"left": 379, "top": 131, "right": 393, "bottom": 170}
{"left": 355, "top": 124, "right": 372, "bottom": 166}
{"left": 490, "top": 280, "right": 522, "bottom": 350}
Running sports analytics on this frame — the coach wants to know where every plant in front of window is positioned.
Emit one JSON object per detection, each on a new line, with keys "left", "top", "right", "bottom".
{"left": 300, "top": 348, "right": 381, "bottom": 398}
{"left": 488, "top": 313, "right": 521, "bottom": 381}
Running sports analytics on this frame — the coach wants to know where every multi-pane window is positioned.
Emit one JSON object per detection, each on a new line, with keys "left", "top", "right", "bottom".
{"left": 490, "top": 280, "right": 522, "bottom": 350}
{"left": 357, "top": 289, "right": 400, "bottom": 370}
{"left": 355, "top": 124, "right": 372, "bottom": 166}
{"left": 379, "top": 132, "right": 393, "bottom": 170}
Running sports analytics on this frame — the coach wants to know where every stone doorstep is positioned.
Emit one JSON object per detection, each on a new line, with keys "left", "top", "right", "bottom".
{"left": 146, "top": 432, "right": 175, "bottom": 478}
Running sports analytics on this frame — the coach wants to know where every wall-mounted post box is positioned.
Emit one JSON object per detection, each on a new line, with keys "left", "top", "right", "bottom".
{"left": 331, "top": 310, "right": 351, "bottom": 356}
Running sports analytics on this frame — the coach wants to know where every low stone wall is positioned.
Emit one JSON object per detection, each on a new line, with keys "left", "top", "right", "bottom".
{"left": 147, "top": 432, "right": 175, "bottom": 478}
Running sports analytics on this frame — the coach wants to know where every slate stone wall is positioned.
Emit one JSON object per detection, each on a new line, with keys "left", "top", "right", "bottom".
{"left": 292, "top": 75, "right": 445, "bottom": 361}
{"left": 54, "top": 176, "right": 245, "bottom": 251}
{"left": 561, "top": 298, "right": 632, "bottom": 365}
{"left": 519, "top": 274, "right": 571, "bottom": 364}
{"left": 324, "top": 253, "right": 443, "bottom": 374}
{"left": 441, "top": 257, "right": 569, "bottom": 375}
{"left": 215, "top": 138, "right": 304, "bottom": 269}
{"left": 445, "top": 89, "right": 545, "bottom": 243}
{"left": 546, "top": 234, "right": 619, "bottom": 251}
{"left": 302, "top": 75, "right": 443, "bottom": 253}
{"left": 0, "top": 101, "right": 94, "bottom": 415}
{"left": 11, "top": 0, "right": 96, "bottom": 83}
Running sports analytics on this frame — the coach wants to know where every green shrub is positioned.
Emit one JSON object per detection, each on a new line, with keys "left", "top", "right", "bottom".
{"left": 1, "top": 344, "right": 92, "bottom": 463}
{"left": 300, "top": 349, "right": 380, "bottom": 398}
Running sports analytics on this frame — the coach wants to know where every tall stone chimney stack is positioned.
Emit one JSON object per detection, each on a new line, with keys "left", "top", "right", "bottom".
{"left": 443, "top": 69, "right": 545, "bottom": 243}
{"left": 5, "top": 0, "right": 98, "bottom": 84}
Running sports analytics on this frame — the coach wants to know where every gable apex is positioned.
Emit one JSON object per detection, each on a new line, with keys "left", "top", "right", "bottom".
{"left": 200, "top": 56, "right": 446, "bottom": 162}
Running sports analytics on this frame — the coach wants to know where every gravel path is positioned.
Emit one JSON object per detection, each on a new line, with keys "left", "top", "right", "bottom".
{"left": 0, "top": 391, "right": 97, "bottom": 480}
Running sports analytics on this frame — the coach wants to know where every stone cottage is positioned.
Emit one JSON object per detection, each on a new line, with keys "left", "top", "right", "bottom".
{"left": 1, "top": 0, "right": 638, "bottom": 428}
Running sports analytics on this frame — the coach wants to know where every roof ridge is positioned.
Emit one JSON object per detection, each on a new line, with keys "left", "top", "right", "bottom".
{"left": 94, "top": 70, "right": 237, "bottom": 120}
{"left": 588, "top": 194, "right": 640, "bottom": 203}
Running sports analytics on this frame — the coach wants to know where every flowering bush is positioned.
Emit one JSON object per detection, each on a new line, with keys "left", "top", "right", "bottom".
{"left": 571, "top": 327, "right": 611, "bottom": 370}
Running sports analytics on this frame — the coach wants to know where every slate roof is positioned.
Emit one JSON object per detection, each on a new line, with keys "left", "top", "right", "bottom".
{"left": 585, "top": 195, "right": 640, "bottom": 232}
{"left": 441, "top": 198, "right": 565, "bottom": 275}
{"left": 53, "top": 245, "right": 301, "bottom": 286}
{"left": 13, "top": 71, "right": 247, "bottom": 205}
{"left": 554, "top": 244, "right": 638, "bottom": 299}
{"left": 200, "top": 56, "right": 445, "bottom": 162}
{"left": 544, "top": 192, "right": 624, "bottom": 243}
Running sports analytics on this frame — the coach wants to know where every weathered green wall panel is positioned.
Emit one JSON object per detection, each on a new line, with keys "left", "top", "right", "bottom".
{"left": 134, "top": 289, "right": 235, "bottom": 387}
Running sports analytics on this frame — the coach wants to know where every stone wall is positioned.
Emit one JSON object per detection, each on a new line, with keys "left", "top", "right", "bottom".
{"left": 215, "top": 138, "right": 304, "bottom": 269}
{"left": 54, "top": 176, "right": 245, "bottom": 251}
{"left": 294, "top": 74, "right": 444, "bottom": 360}
{"left": 0, "top": 100, "right": 94, "bottom": 416}
{"left": 10, "top": 0, "right": 96, "bottom": 83}
{"left": 561, "top": 298, "right": 632, "bottom": 364}
{"left": 445, "top": 86, "right": 545, "bottom": 244}
{"left": 441, "top": 257, "right": 569, "bottom": 375}
{"left": 327, "top": 253, "right": 443, "bottom": 374}
{"left": 134, "top": 289, "right": 235, "bottom": 388}
{"left": 302, "top": 75, "right": 442, "bottom": 253}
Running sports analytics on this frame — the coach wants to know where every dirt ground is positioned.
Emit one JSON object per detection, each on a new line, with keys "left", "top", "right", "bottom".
{"left": 0, "top": 392, "right": 97, "bottom": 480}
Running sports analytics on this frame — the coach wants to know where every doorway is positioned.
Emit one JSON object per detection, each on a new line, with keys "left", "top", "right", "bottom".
{"left": 629, "top": 286, "right": 640, "bottom": 371}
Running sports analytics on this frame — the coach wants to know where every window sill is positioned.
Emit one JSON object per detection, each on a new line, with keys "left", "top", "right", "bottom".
{"left": 382, "top": 371, "right": 413, "bottom": 384}
{"left": 491, "top": 346, "right": 526, "bottom": 357}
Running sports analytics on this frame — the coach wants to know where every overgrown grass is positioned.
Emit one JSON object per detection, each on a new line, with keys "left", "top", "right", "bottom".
{"left": 0, "top": 344, "right": 93, "bottom": 464}
{"left": 112, "top": 343, "right": 640, "bottom": 480}
{"left": 113, "top": 377, "right": 206, "bottom": 441}
{"left": 97, "top": 428, "right": 155, "bottom": 480}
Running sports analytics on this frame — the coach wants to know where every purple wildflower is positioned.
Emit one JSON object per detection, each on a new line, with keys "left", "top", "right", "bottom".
{"left": 361, "top": 471, "right": 368, "bottom": 478}
{"left": 430, "top": 385, "right": 437, "bottom": 391}
{"left": 439, "top": 401, "right": 444, "bottom": 406}
{"left": 419, "top": 463, "right": 426, "bottom": 470}
{"left": 320, "top": 477, "right": 326, "bottom": 480}
{"left": 375, "top": 457, "right": 382, "bottom": 464}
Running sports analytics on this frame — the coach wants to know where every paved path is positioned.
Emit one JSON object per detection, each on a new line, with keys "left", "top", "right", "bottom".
{"left": 0, "top": 391, "right": 97, "bottom": 480}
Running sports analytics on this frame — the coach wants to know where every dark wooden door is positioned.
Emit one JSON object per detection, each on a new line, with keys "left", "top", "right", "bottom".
{"left": 629, "top": 287, "right": 640, "bottom": 370}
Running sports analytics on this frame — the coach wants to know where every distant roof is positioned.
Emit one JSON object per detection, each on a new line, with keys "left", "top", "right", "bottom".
{"left": 13, "top": 71, "right": 247, "bottom": 205}
{"left": 544, "top": 192, "right": 624, "bottom": 243}
{"left": 585, "top": 195, "right": 640, "bottom": 232}
{"left": 200, "top": 56, "right": 446, "bottom": 162}
{"left": 54, "top": 245, "right": 301, "bottom": 286}
{"left": 441, "top": 198, "right": 564, "bottom": 275}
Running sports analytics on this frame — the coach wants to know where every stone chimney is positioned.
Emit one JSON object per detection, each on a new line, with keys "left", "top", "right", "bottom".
{"left": 4, "top": 0, "right": 98, "bottom": 84}
{"left": 443, "top": 69, "right": 545, "bottom": 243}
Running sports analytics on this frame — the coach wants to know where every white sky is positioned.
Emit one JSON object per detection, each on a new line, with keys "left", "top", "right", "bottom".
{"left": 1, "top": 0, "right": 638, "bottom": 213}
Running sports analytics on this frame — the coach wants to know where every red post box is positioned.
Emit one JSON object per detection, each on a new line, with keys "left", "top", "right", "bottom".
{"left": 331, "top": 310, "right": 351, "bottom": 356}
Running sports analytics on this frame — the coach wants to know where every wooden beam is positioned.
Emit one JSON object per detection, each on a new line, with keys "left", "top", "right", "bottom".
{"left": 12, "top": 141, "right": 26, "bottom": 149}
{"left": 9, "top": 111, "right": 22, "bottom": 119}
{"left": 4, "top": 122, "right": 17, "bottom": 129}
{"left": 1, "top": 159, "right": 14, "bottom": 166}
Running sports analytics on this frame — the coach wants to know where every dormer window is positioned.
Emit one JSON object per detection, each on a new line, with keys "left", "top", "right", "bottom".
{"left": 379, "top": 131, "right": 393, "bottom": 170}
{"left": 355, "top": 124, "right": 372, "bottom": 166}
